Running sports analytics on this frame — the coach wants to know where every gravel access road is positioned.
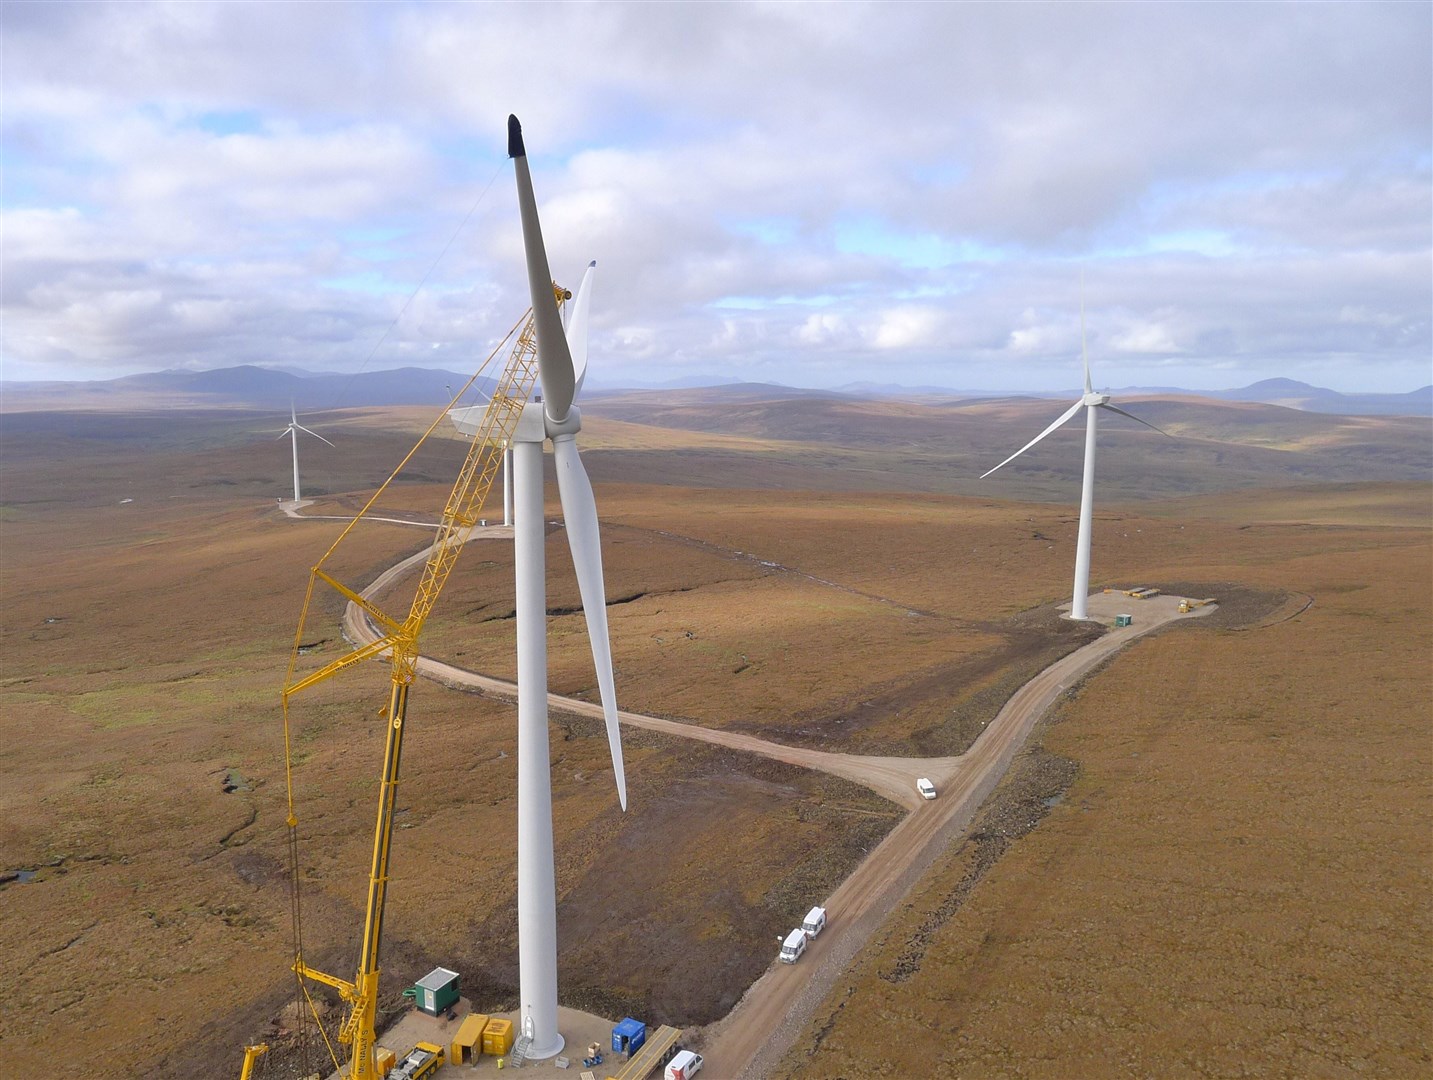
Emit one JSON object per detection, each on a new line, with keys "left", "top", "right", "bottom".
{"left": 319, "top": 516, "right": 1214, "bottom": 1076}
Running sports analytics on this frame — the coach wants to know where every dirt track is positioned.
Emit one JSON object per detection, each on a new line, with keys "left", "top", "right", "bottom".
{"left": 320, "top": 516, "right": 1214, "bottom": 1076}
{"left": 704, "top": 591, "right": 1213, "bottom": 1078}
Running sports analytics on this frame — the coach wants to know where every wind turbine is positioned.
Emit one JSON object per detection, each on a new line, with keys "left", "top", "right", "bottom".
{"left": 981, "top": 298, "right": 1167, "bottom": 620}
{"left": 505, "top": 113, "right": 626, "bottom": 1060}
{"left": 277, "top": 404, "right": 333, "bottom": 504}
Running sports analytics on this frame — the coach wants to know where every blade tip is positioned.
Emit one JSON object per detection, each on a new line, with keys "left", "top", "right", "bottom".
{"left": 507, "top": 114, "right": 525, "bottom": 159}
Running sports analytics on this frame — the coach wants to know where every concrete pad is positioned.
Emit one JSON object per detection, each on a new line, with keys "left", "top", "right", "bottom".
{"left": 357, "top": 1002, "right": 646, "bottom": 1078}
{"left": 1067, "top": 588, "right": 1218, "bottom": 628}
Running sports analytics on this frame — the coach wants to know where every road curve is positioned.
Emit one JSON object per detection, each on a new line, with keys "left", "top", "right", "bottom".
{"left": 332, "top": 522, "right": 960, "bottom": 811}
{"left": 302, "top": 511, "right": 1214, "bottom": 1075}
{"left": 706, "top": 591, "right": 1213, "bottom": 1079}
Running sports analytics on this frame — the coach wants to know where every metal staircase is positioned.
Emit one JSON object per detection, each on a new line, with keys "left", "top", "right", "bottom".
{"left": 508, "top": 1033, "right": 533, "bottom": 1068}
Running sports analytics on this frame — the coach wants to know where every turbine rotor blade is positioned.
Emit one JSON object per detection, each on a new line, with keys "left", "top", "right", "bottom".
{"left": 980, "top": 398, "right": 1085, "bottom": 479}
{"left": 1098, "top": 401, "right": 1170, "bottom": 436}
{"left": 553, "top": 436, "right": 627, "bottom": 810}
{"left": 1080, "top": 272, "right": 1092, "bottom": 395}
{"left": 566, "top": 262, "right": 596, "bottom": 401}
{"left": 509, "top": 115, "right": 576, "bottom": 424}
{"left": 294, "top": 424, "right": 335, "bottom": 447}
{"left": 446, "top": 403, "right": 491, "bottom": 437}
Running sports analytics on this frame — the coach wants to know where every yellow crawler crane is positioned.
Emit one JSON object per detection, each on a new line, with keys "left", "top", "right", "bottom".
{"left": 259, "top": 289, "right": 565, "bottom": 1080}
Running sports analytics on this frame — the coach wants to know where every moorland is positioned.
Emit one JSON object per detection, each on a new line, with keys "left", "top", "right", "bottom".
{"left": 0, "top": 387, "right": 1427, "bottom": 1079}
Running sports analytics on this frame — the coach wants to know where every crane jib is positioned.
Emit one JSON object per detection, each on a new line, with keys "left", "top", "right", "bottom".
{"left": 271, "top": 296, "right": 553, "bottom": 1080}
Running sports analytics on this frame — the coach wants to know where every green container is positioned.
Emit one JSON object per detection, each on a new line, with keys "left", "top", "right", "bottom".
{"left": 414, "top": 966, "right": 460, "bottom": 1016}
{"left": 1115, "top": 614, "right": 1132, "bottom": 627}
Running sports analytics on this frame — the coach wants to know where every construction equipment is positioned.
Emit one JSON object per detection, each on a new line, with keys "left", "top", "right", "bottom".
{"left": 604, "top": 1025, "right": 683, "bottom": 1080}
{"left": 260, "top": 293, "right": 564, "bottom": 1079}
{"left": 238, "top": 1043, "right": 268, "bottom": 1080}
{"left": 389, "top": 1041, "right": 445, "bottom": 1080}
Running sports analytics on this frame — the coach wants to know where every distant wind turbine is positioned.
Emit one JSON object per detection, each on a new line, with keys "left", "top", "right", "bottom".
{"left": 277, "top": 404, "right": 333, "bottom": 503}
{"left": 981, "top": 298, "right": 1168, "bottom": 620}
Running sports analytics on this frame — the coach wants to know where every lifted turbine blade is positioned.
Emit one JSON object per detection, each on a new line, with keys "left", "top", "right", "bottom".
{"left": 566, "top": 262, "right": 596, "bottom": 401}
{"left": 980, "top": 398, "right": 1085, "bottom": 479}
{"left": 1099, "top": 401, "right": 1170, "bottom": 436}
{"left": 553, "top": 437, "right": 627, "bottom": 810}
{"left": 445, "top": 403, "right": 490, "bottom": 438}
{"left": 509, "top": 115, "right": 576, "bottom": 424}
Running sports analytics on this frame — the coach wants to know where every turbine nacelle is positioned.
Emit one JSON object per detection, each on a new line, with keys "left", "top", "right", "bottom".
{"left": 1083, "top": 391, "right": 1111, "bottom": 407}
{"left": 514, "top": 401, "right": 582, "bottom": 443}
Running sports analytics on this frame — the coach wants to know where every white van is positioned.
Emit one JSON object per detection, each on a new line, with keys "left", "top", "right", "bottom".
{"left": 916, "top": 778, "right": 937, "bottom": 800}
{"left": 665, "top": 1049, "right": 704, "bottom": 1080}
{"left": 779, "top": 927, "right": 807, "bottom": 963}
{"left": 802, "top": 906, "right": 827, "bottom": 938}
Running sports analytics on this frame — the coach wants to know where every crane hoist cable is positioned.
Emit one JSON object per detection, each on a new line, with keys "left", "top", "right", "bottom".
{"left": 265, "top": 290, "right": 561, "bottom": 1080}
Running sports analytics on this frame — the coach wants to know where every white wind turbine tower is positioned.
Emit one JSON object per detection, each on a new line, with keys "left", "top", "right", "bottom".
{"left": 981, "top": 298, "right": 1168, "bottom": 620}
{"left": 277, "top": 404, "right": 333, "bottom": 503}
{"left": 488, "top": 114, "right": 627, "bottom": 1060}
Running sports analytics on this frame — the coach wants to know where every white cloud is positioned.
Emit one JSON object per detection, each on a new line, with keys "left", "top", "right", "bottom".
{"left": 1109, "top": 321, "right": 1181, "bottom": 356}
{"left": 796, "top": 313, "right": 851, "bottom": 346}
{"left": 1, "top": 0, "right": 1428, "bottom": 391}
{"left": 869, "top": 306, "right": 947, "bottom": 350}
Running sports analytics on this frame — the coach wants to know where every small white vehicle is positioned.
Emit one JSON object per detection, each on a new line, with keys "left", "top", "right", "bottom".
{"left": 802, "top": 906, "right": 827, "bottom": 938}
{"left": 665, "top": 1049, "right": 704, "bottom": 1080}
{"left": 779, "top": 927, "right": 807, "bottom": 963}
{"left": 916, "top": 778, "right": 937, "bottom": 800}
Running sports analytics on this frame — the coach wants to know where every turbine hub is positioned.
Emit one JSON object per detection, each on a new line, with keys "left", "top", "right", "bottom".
{"left": 1084, "top": 391, "right": 1111, "bottom": 407}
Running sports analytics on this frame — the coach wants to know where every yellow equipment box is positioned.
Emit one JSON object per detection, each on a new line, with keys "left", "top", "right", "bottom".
{"left": 483, "top": 1017, "right": 514, "bottom": 1057}
{"left": 452, "top": 1013, "right": 488, "bottom": 1064}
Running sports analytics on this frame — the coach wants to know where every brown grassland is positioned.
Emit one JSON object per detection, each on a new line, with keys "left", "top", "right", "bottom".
{"left": 0, "top": 395, "right": 1428, "bottom": 1079}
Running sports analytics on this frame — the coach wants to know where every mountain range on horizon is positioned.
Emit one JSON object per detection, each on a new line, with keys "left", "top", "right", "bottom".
{"left": 2, "top": 365, "right": 1429, "bottom": 417}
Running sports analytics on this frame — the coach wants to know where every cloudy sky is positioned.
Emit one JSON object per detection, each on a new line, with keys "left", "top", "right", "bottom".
{"left": 3, "top": 1, "right": 1429, "bottom": 392}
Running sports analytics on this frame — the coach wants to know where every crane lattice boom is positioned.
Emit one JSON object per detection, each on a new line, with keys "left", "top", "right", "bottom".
{"left": 266, "top": 291, "right": 557, "bottom": 1080}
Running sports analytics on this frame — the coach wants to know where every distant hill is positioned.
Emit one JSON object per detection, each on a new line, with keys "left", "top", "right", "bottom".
{"left": 1197, "top": 377, "right": 1433, "bottom": 417}
{"left": 599, "top": 375, "right": 1432, "bottom": 417}
{"left": 577, "top": 383, "right": 1432, "bottom": 502}
{"left": 1, "top": 364, "right": 489, "bottom": 411}
{"left": 2, "top": 371, "right": 1427, "bottom": 504}
{"left": 2, "top": 366, "right": 1428, "bottom": 418}
{"left": 845, "top": 377, "right": 1431, "bottom": 417}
